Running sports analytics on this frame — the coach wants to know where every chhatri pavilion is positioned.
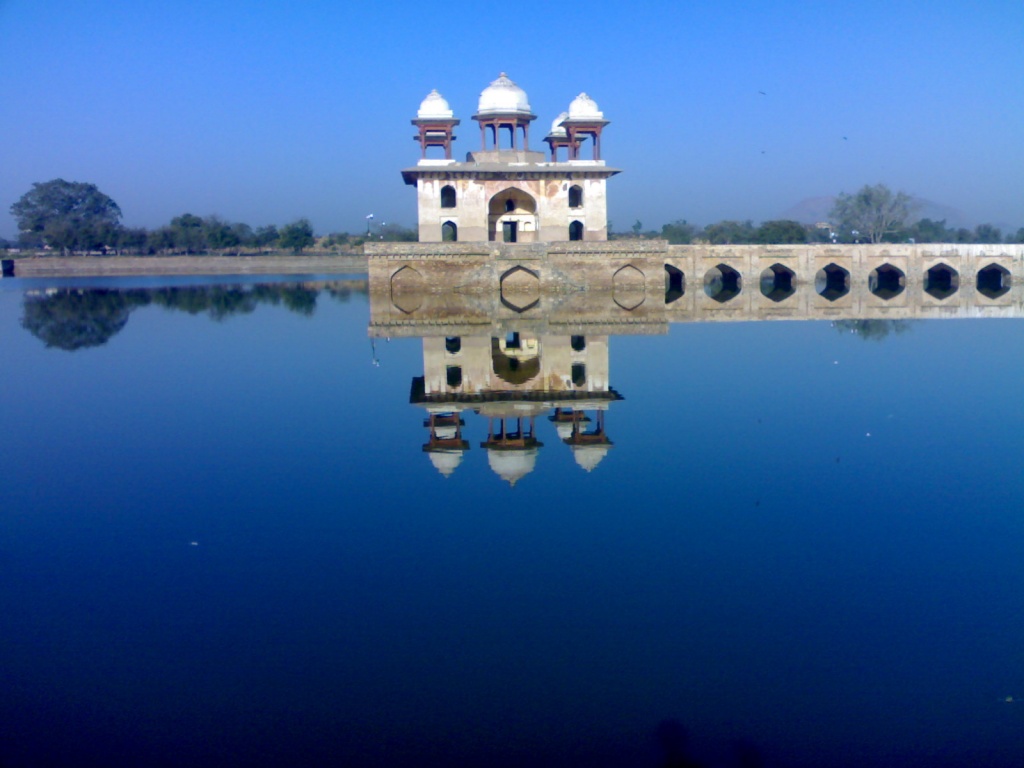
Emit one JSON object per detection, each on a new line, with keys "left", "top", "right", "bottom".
{"left": 403, "top": 73, "right": 620, "bottom": 244}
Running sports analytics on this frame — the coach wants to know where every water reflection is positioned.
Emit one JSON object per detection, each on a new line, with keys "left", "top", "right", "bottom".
{"left": 413, "top": 332, "right": 621, "bottom": 483}
{"left": 19, "top": 280, "right": 367, "bottom": 350}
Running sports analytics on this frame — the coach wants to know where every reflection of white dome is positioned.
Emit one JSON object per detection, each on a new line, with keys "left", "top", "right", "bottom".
{"left": 549, "top": 111, "right": 568, "bottom": 137}
{"left": 555, "top": 421, "right": 573, "bottom": 440}
{"left": 571, "top": 444, "right": 610, "bottom": 472}
{"left": 418, "top": 89, "right": 454, "bottom": 119}
{"left": 487, "top": 447, "right": 539, "bottom": 487}
{"left": 478, "top": 73, "right": 531, "bottom": 115}
{"left": 427, "top": 449, "right": 464, "bottom": 478}
{"left": 568, "top": 92, "right": 603, "bottom": 119}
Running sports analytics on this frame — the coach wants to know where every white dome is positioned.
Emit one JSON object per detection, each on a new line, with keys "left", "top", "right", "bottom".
{"left": 555, "top": 421, "right": 573, "bottom": 440}
{"left": 571, "top": 444, "right": 610, "bottom": 472}
{"left": 417, "top": 89, "right": 454, "bottom": 119}
{"left": 477, "top": 72, "right": 531, "bottom": 115}
{"left": 427, "top": 449, "right": 464, "bottom": 477}
{"left": 568, "top": 92, "right": 603, "bottom": 120}
{"left": 487, "top": 447, "right": 539, "bottom": 487}
{"left": 549, "top": 111, "right": 568, "bottom": 137}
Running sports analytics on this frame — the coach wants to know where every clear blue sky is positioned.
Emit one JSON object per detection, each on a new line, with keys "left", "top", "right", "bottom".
{"left": 2, "top": 0, "right": 1022, "bottom": 238}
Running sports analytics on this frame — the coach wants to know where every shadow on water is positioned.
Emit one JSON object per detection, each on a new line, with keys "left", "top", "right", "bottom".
{"left": 19, "top": 280, "right": 368, "bottom": 350}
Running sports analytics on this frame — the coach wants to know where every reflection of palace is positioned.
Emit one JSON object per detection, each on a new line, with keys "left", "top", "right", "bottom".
{"left": 413, "top": 333, "right": 621, "bottom": 484}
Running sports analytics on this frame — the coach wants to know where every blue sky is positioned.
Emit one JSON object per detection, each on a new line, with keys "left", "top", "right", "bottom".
{"left": 1, "top": 0, "right": 1022, "bottom": 237}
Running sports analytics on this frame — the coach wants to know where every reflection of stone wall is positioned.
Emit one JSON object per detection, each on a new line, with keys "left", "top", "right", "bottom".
{"left": 368, "top": 241, "right": 1024, "bottom": 336}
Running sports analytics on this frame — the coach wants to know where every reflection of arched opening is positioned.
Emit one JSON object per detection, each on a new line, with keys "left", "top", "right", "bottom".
{"left": 869, "top": 264, "right": 905, "bottom": 300}
{"left": 816, "top": 263, "right": 850, "bottom": 301}
{"left": 925, "top": 264, "right": 959, "bottom": 299}
{"left": 568, "top": 185, "right": 583, "bottom": 208}
{"left": 446, "top": 366, "right": 462, "bottom": 388}
{"left": 441, "top": 221, "right": 458, "bottom": 242}
{"left": 488, "top": 188, "right": 538, "bottom": 243}
{"left": 704, "top": 264, "right": 741, "bottom": 302}
{"left": 569, "top": 220, "right": 584, "bottom": 241}
{"left": 977, "top": 263, "right": 1011, "bottom": 299}
{"left": 665, "top": 264, "right": 685, "bottom": 304}
{"left": 760, "top": 263, "right": 796, "bottom": 302}
{"left": 571, "top": 363, "right": 586, "bottom": 387}
{"left": 571, "top": 335, "right": 586, "bottom": 352}
{"left": 445, "top": 336, "right": 461, "bottom": 354}
{"left": 491, "top": 338, "right": 541, "bottom": 385}
{"left": 440, "top": 185, "right": 456, "bottom": 208}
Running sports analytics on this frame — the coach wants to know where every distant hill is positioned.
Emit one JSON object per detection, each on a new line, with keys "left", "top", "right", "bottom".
{"left": 778, "top": 196, "right": 971, "bottom": 228}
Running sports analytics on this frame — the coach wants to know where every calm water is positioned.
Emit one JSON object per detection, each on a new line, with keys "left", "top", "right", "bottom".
{"left": 2, "top": 277, "right": 1024, "bottom": 768}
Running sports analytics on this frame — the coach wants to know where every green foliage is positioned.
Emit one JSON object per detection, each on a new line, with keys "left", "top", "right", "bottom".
{"left": 830, "top": 184, "right": 916, "bottom": 243}
{"left": 973, "top": 223, "right": 1002, "bottom": 244}
{"left": 703, "top": 220, "right": 756, "bottom": 244}
{"left": 661, "top": 220, "right": 695, "bottom": 244}
{"left": 278, "top": 218, "right": 315, "bottom": 253}
{"left": 907, "top": 218, "right": 952, "bottom": 243}
{"left": 631, "top": 219, "right": 643, "bottom": 235}
{"left": 11, "top": 179, "right": 122, "bottom": 254}
{"left": 254, "top": 225, "right": 279, "bottom": 250}
{"left": 755, "top": 219, "right": 807, "bottom": 244}
{"left": 170, "top": 213, "right": 207, "bottom": 254}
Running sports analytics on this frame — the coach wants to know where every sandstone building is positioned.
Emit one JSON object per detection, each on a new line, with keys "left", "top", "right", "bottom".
{"left": 403, "top": 73, "right": 619, "bottom": 244}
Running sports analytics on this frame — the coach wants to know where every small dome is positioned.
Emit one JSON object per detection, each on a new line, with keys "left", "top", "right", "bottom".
{"left": 427, "top": 449, "right": 464, "bottom": 477}
{"left": 571, "top": 444, "right": 610, "bottom": 473}
{"left": 478, "top": 72, "right": 531, "bottom": 115}
{"left": 418, "top": 89, "right": 454, "bottom": 119}
{"left": 487, "top": 447, "right": 539, "bottom": 487}
{"left": 555, "top": 421, "right": 574, "bottom": 440}
{"left": 548, "top": 111, "right": 568, "bottom": 137}
{"left": 568, "top": 92, "right": 603, "bottom": 120}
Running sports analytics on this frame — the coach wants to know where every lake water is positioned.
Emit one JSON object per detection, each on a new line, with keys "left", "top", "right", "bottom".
{"left": 2, "top": 277, "right": 1023, "bottom": 767}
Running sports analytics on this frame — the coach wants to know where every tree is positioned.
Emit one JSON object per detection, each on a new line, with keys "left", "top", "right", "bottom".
{"left": 907, "top": 218, "right": 952, "bottom": 243}
{"left": 170, "top": 213, "right": 206, "bottom": 254}
{"left": 703, "top": 220, "right": 756, "bottom": 244}
{"left": 755, "top": 219, "right": 807, "bottom": 244}
{"left": 278, "top": 218, "right": 314, "bottom": 253}
{"left": 973, "top": 223, "right": 1002, "bottom": 244}
{"left": 254, "top": 225, "right": 279, "bottom": 251}
{"left": 829, "top": 184, "right": 915, "bottom": 243}
{"left": 661, "top": 220, "right": 696, "bottom": 244}
{"left": 11, "top": 179, "right": 122, "bottom": 255}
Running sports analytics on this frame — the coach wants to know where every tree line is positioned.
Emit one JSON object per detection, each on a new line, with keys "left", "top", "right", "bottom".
{"left": 621, "top": 184, "right": 1023, "bottom": 246}
{"left": 8, "top": 178, "right": 1021, "bottom": 255}
{"left": 5, "top": 179, "right": 416, "bottom": 256}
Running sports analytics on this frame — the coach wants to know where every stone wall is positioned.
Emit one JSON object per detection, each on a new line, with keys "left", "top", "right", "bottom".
{"left": 367, "top": 241, "right": 1024, "bottom": 335}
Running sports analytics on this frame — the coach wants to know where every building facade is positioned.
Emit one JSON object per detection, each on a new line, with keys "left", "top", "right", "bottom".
{"left": 403, "top": 74, "right": 619, "bottom": 244}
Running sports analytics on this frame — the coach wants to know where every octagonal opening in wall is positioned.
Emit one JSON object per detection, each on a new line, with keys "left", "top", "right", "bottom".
{"left": 925, "top": 263, "right": 959, "bottom": 300}
{"left": 976, "top": 263, "right": 1011, "bottom": 299}
{"left": 390, "top": 265, "right": 424, "bottom": 314}
{"left": 760, "top": 263, "right": 796, "bottom": 302}
{"left": 815, "top": 263, "right": 850, "bottom": 301}
{"left": 500, "top": 266, "right": 541, "bottom": 313}
{"left": 613, "top": 264, "right": 646, "bottom": 310}
{"left": 869, "top": 264, "right": 906, "bottom": 300}
{"left": 704, "top": 264, "right": 741, "bottom": 303}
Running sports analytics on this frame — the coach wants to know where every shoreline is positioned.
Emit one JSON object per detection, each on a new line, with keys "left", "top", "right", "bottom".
{"left": 3, "top": 254, "right": 368, "bottom": 278}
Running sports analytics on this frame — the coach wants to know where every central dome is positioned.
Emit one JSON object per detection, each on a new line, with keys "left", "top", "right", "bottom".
{"left": 477, "top": 72, "right": 532, "bottom": 116}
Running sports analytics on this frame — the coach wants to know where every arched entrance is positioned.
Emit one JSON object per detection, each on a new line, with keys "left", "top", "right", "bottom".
{"left": 488, "top": 188, "right": 538, "bottom": 243}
